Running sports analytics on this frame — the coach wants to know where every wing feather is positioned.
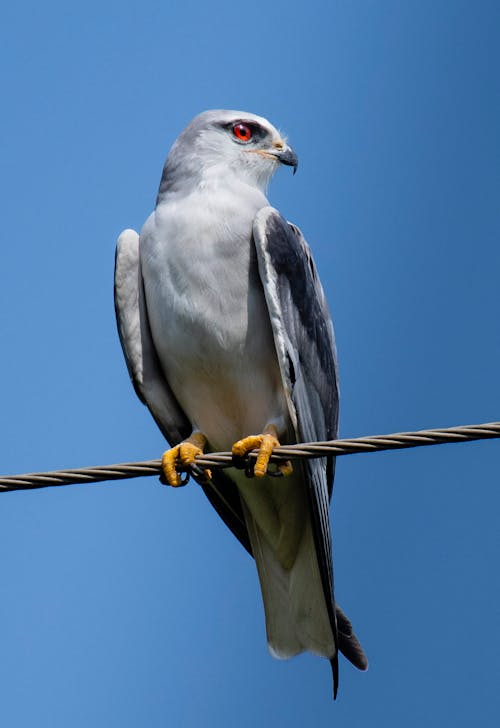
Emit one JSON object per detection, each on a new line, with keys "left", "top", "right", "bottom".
{"left": 115, "top": 229, "right": 191, "bottom": 442}
{"left": 253, "top": 207, "right": 367, "bottom": 692}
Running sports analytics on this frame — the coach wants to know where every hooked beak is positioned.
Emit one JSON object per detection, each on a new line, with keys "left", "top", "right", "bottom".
{"left": 273, "top": 145, "right": 299, "bottom": 175}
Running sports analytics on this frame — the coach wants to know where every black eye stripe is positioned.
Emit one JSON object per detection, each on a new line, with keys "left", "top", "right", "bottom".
{"left": 222, "top": 120, "right": 267, "bottom": 142}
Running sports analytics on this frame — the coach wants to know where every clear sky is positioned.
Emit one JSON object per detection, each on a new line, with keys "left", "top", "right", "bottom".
{"left": 1, "top": 1, "right": 499, "bottom": 726}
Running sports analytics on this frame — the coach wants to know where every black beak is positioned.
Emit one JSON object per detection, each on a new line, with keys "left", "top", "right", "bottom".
{"left": 275, "top": 146, "right": 298, "bottom": 175}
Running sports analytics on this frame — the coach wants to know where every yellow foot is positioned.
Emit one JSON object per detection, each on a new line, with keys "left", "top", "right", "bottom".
{"left": 161, "top": 433, "right": 211, "bottom": 487}
{"left": 232, "top": 426, "right": 293, "bottom": 478}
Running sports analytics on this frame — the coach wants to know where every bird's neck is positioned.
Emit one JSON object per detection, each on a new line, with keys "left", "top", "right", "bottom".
{"left": 157, "top": 160, "right": 272, "bottom": 206}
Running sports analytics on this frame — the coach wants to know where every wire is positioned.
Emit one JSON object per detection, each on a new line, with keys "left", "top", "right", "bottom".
{"left": 1, "top": 421, "right": 498, "bottom": 494}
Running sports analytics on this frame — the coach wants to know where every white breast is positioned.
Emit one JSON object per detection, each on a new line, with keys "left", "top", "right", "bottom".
{"left": 140, "top": 187, "right": 289, "bottom": 450}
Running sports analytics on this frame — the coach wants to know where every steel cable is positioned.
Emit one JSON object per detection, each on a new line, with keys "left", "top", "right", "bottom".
{"left": 0, "top": 421, "right": 498, "bottom": 493}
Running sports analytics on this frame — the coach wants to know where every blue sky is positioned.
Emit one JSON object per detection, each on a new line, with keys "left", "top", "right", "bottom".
{"left": 1, "top": 1, "right": 499, "bottom": 726}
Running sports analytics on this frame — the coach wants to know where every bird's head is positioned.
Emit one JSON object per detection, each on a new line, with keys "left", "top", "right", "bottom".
{"left": 158, "top": 110, "right": 298, "bottom": 199}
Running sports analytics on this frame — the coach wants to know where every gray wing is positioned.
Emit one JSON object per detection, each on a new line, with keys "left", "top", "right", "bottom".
{"left": 114, "top": 229, "right": 191, "bottom": 442}
{"left": 253, "top": 207, "right": 367, "bottom": 691}
{"left": 114, "top": 229, "right": 251, "bottom": 550}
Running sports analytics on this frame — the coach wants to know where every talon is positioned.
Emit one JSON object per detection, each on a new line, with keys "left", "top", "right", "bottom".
{"left": 232, "top": 427, "right": 293, "bottom": 479}
{"left": 278, "top": 460, "right": 293, "bottom": 477}
{"left": 254, "top": 433, "right": 280, "bottom": 477}
{"left": 161, "top": 433, "right": 210, "bottom": 487}
{"left": 232, "top": 435, "right": 264, "bottom": 459}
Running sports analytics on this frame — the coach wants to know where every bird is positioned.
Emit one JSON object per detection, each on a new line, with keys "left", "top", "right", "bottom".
{"left": 114, "top": 110, "right": 367, "bottom": 697}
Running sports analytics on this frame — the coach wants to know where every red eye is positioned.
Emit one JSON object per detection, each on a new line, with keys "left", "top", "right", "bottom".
{"left": 233, "top": 123, "right": 253, "bottom": 142}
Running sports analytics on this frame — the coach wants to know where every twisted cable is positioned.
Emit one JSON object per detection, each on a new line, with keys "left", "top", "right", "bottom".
{"left": 1, "top": 421, "right": 498, "bottom": 493}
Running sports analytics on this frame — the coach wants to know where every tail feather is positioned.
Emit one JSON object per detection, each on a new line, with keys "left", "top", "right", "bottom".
{"left": 235, "top": 473, "right": 367, "bottom": 697}
{"left": 243, "top": 501, "right": 336, "bottom": 659}
{"left": 330, "top": 654, "right": 339, "bottom": 699}
{"left": 336, "top": 604, "right": 369, "bottom": 671}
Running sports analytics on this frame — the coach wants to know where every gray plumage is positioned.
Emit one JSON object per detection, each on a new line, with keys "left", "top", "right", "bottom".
{"left": 114, "top": 110, "right": 367, "bottom": 697}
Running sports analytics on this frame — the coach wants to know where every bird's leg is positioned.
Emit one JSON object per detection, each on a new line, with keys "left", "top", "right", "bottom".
{"left": 161, "top": 432, "right": 211, "bottom": 487}
{"left": 232, "top": 423, "right": 293, "bottom": 478}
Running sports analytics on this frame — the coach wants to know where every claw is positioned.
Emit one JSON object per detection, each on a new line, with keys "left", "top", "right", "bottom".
{"left": 276, "top": 460, "right": 294, "bottom": 477}
{"left": 161, "top": 433, "right": 211, "bottom": 487}
{"left": 232, "top": 427, "right": 293, "bottom": 479}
